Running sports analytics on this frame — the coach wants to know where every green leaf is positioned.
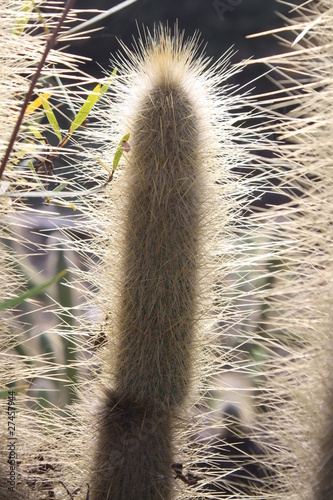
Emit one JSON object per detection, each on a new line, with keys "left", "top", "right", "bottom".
{"left": 13, "top": 1, "right": 33, "bottom": 36}
{"left": 99, "top": 68, "right": 117, "bottom": 99}
{"left": 46, "top": 182, "right": 71, "bottom": 207}
{"left": 69, "top": 70, "right": 116, "bottom": 135}
{"left": 52, "top": 182, "right": 68, "bottom": 193}
{"left": 0, "top": 386, "right": 29, "bottom": 399}
{"left": 113, "top": 133, "right": 130, "bottom": 170}
{"left": 70, "top": 84, "right": 101, "bottom": 134}
{"left": 25, "top": 92, "right": 51, "bottom": 116}
{"left": 40, "top": 95, "right": 62, "bottom": 142}
{"left": 28, "top": 160, "right": 46, "bottom": 191}
{"left": 31, "top": 0, "right": 50, "bottom": 36}
{"left": 29, "top": 125, "right": 45, "bottom": 142}
{"left": 0, "top": 269, "right": 67, "bottom": 312}
{"left": 58, "top": 2, "right": 139, "bottom": 38}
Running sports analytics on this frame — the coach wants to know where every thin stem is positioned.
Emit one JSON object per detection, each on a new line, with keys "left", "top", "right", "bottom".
{"left": 58, "top": 0, "right": 138, "bottom": 39}
{"left": 0, "top": 0, "right": 76, "bottom": 181}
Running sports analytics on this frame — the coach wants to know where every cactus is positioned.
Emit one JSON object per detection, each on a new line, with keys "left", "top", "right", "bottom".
{"left": 3, "top": 1, "right": 333, "bottom": 499}
{"left": 85, "top": 26, "right": 249, "bottom": 499}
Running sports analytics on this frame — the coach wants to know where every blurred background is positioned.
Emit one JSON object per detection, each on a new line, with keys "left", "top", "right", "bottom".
{"left": 67, "top": 0, "right": 300, "bottom": 93}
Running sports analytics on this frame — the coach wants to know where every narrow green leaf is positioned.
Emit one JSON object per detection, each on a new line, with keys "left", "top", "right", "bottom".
{"left": 31, "top": 0, "right": 50, "bottom": 36}
{"left": 28, "top": 160, "right": 46, "bottom": 191}
{"left": 112, "top": 147, "right": 123, "bottom": 172}
{"left": 25, "top": 92, "right": 51, "bottom": 115}
{"left": 52, "top": 182, "right": 68, "bottom": 193}
{"left": 13, "top": 1, "right": 33, "bottom": 35}
{"left": 0, "top": 386, "right": 29, "bottom": 399}
{"left": 0, "top": 269, "right": 67, "bottom": 312}
{"left": 70, "top": 84, "right": 101, "bottom": 134}
{"left": 53, "top": 71, "right": 76, "bottom": 116}
{"left": 99, "top": 68, "right": 117, "bottom": 99}
{"left": 113, "top": 133, "right": 130, "bottom": 170}
{"left": 29, "top": 125, "right": 45, "bottom": 141}
{"left": 40, "top": 95, "right": 62, "bottom": 142}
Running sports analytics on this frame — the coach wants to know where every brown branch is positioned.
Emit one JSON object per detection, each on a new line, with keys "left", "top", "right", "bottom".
{"left": 0, "top": 0, "right": 76, "bottom": 181}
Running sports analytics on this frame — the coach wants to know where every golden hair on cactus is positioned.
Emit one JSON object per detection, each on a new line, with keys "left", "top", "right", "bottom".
{"left": 0, "top": 4, "right": 277, "bottom": 497}
{"left": 4, "top": 0, "right": 333, "bottom": 497}
{"left": 89, "top": 26, "right": 213, "bottom": 499}
{"left": 73, "top": 24, "right": 257, "bottom": 499}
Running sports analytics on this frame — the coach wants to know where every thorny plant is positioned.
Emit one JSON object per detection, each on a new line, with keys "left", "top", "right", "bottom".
{"left": 0, "top": 1, "right": 134, "bottom": 497}
{"left": 0, "top": 1, "right": 131, "bottom": 207}
{"left": 3, "top": 1, "right": 333, "bottom": 499}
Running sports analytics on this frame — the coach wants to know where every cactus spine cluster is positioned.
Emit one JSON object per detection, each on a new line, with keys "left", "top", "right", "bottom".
{"left": 87, "top": 27, "right": 236, "bottom": 499}
{"left": 3, "top": 1, "right": 333, "bottom": 499}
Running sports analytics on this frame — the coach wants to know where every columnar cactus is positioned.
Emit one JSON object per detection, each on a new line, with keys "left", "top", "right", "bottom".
{"left": 87, "top": 27, "right": 243, "bottom": 499}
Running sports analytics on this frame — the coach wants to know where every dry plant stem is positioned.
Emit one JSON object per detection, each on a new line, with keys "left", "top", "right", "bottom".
{"left": 90, "top": 39, "right": 204, "bottom": 499}
{"left": 0, "top": 0, "right": 76, "bottom": 181}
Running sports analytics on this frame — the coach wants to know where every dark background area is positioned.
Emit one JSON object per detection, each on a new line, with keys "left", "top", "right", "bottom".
{"left": 65, "top": 0, "right": 300, "bottom": 91}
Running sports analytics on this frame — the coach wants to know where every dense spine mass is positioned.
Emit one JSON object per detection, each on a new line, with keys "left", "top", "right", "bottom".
{"left": 90, "top": 30, "right": 206, "bottom": 499}
{"left": 4, "top": 3, "right": 333, "bottom": 499}
{"left": 115, "top": 83, "right": 201, "bottom": 408}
